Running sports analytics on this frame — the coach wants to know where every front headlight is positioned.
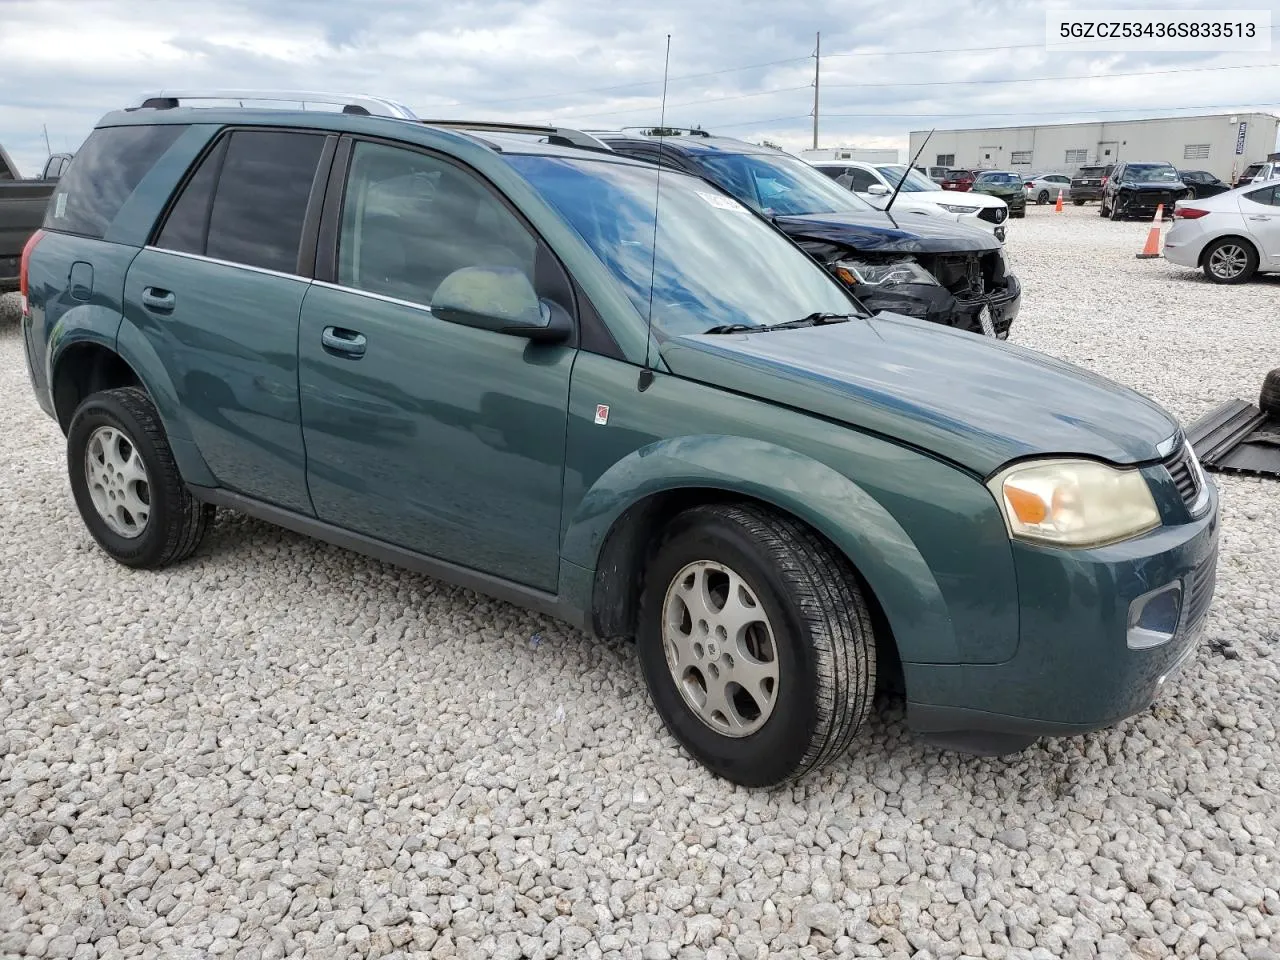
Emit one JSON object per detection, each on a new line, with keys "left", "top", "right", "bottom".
{"left": 938, "top": 203, "right": 980, "bottom": 214}
{"left": 833, "top": 258, "right": 940, "bottom": 287}
{"left": 987, "top": 459, "right": 1161, "bottom": 547}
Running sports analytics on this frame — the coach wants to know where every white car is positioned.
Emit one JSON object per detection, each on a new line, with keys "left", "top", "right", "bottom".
{"left": 810, "top": 160, "right": 1010, "bottom": 243}
{"left": 1164, "top": 181, "right": 1280, "bottom": 284}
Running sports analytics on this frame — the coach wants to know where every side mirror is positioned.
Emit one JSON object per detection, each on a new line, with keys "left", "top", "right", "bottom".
{"left": 431, "top": 266, "right": 571, "bottom": 343}
{"left": 866, "top": 183, "right": 891, "bottom": 197}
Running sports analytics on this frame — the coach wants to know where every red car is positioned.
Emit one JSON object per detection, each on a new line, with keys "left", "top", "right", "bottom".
{"left": 939, "top": 168, "right": 976, "bottom": 191}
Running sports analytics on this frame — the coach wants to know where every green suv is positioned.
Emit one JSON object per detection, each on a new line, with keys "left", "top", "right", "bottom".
{"left": 20, "top": 92, "right": 1218, "bottom": 787}
{"left": 971, "top": 170, "right": 1028, "bottom": 217}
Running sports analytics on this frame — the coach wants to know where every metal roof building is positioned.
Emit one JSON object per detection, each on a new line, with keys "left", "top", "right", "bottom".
{"left": 909, "top": 113, "right": 1280, "bottom": 183}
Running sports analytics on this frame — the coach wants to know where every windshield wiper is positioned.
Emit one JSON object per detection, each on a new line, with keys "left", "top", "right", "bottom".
{"left": 703, "top": 313, "right": 858, "bottom": 335}
{"left": 771, "top": 312, "right": 858, "bottom": 329}
{"left": 703, "top": 323, "right": 758, "bottom": 335}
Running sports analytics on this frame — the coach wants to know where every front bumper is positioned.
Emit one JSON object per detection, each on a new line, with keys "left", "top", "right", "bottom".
{"left": 857, "top": 273, "right": 1021, "bottom": 339}
{"left": 905, "top": 476, "right": 1219, "bottom": 753}
{"left": 1113, "top": 190, "right": 1188, "bottom": 218}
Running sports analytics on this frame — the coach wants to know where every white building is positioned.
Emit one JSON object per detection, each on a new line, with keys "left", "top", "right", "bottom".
{"left": 800, "top": 146, "right": 900, "bottom": 164}
{"left": 909, "top": 113, "right": 1280, "bottom": 183}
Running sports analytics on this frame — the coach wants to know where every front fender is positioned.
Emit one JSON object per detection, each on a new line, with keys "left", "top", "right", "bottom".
{"left": 562, "top": 434, "right": 961, "bottom": 663}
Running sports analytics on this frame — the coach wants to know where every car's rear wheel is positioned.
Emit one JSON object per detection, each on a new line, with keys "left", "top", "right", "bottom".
{"left": 1259, "top": 369, "right": 1280, "bottom": 416}
{"left": 637, "top": 504, "right": 876, "bottom": 787}
{"left": 1202, "top": 238, "right": 1258, "bottom": 284}
{"left": 67, "top": 387, "right": 214, "bottom": 568}
{"left": 1073, "top": 199, "right": 1086, "bottom": 206}
{"left": 1037, "top": 190, "right": 1050, "bottom": 204}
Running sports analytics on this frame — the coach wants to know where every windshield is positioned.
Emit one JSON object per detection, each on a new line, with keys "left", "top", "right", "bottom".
{"left": 976, "top": 172, "right": 1019, "bottom": 184}
{"left": 1126, "top": 163, "right": 1179, "bottom": 183}
{"left": 692, "top": 152, "right": 876, "bottom": 216}
{"left": 876, "top": 165, "right": 936, "bottom": 192}
{"left": 505, "top": 154, "right": 858, "bottom": 337}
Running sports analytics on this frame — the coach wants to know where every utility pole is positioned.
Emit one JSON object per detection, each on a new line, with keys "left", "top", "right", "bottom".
{"left": 812, "top": 32, "right": 820, "bottom": 150}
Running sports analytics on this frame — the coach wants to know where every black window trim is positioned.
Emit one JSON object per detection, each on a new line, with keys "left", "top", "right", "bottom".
{"left": 312, "top": 133, "right": 623, "bottom": 359}
{"left": 149, "top": 124, "right": 337, "bottom": 279}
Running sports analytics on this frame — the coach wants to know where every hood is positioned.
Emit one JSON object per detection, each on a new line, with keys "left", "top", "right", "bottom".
{"left": 894, "top": 190, "right": 1003, "bottom": 208}
{"left": 660, "top": 314, "right": 1179, "bottom": 476}
{"left": 774, "top": 209, "right": 998, "bottom": 253}
{"left": 1118, "top": 180, "right": 1186, "bottom": 191}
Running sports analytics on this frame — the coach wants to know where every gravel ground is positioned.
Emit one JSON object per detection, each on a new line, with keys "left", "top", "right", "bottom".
{"left": 1, "top": 208, "right": 1278, "bottom": 960}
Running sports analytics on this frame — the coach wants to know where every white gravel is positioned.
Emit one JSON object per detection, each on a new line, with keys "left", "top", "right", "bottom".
{"left": 2, "top": 208, "right": 1279, "bottom": 960}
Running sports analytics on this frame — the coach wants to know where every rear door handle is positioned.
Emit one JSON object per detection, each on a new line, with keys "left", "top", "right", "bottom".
{"left": 321, "top": 326, "right": 367, "bottom": 358}
{"left": 141, "top": 287, "right": 175, "bottom": 312}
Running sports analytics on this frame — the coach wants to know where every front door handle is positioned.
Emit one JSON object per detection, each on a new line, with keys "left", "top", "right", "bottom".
{"left": 321, "top": 326, "right": 367, "bottom": 358}
{"left": 141, "top": 287, "right": 175, "bottom": 312}
{"left": 1247, "top": 215, "right": 1271, "bottom": 221}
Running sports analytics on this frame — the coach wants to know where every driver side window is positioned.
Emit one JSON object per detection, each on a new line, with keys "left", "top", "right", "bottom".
{"left": 337, "top": 142, "right": 537, "bottom": 307}
{"left": 840, "top": 168, "right": 880, "bottom": 193}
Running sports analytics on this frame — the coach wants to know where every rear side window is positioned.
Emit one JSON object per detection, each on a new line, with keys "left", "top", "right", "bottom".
{"left": 154, "top": 129, "right": 325, "bottom": 275}
{"left": 44, "top": 125, "right": 185, "bottom": 238}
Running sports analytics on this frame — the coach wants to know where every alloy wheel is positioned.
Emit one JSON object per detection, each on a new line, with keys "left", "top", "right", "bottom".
{"left": 85, "top": 425, "right": 151, "bottom": 538}
{"left": 661, "top": 560, "right": 779, "bottom": 737}
{"left": 1208, "top": 244, "right": 1248, "bottom": 281}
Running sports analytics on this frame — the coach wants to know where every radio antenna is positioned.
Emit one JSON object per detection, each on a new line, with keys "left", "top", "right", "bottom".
{"left": 639, "top": 33, "right": 672, "bottom": 393}
{"left": 885, "top": 127, "right": 934, "bottom": 215}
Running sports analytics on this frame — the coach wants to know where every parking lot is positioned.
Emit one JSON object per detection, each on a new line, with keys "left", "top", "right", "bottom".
{"left": 1, "top": 201, "right": 1278, "bottom": 960}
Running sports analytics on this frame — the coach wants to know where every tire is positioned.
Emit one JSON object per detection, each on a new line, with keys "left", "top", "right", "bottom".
{"left": 1201, "top": 237, "right": 1258, "bottom": 284}
{"left": 1012, "top": 207, "right": 1026, "bottom": 219}
{"left": 636, "top": 503, "right": 876, "bottom": 787}
{"left": 1260, "top": 369, "right": 1280, "bottom": 416}
{"left": 1073, "top": 199, "right": 1085, "bottom": 206}
{"left": 1098, "top": 199, "right": 1109, "bottom": 217}
{"left": 67, "top": 386, "right": 214, "bottom": 568}
{"left": 1109, "top": 196, "right": 1123, "bottom": 220}
{"left": 1037, "top": 190, "right": 1050, "bottom": 204}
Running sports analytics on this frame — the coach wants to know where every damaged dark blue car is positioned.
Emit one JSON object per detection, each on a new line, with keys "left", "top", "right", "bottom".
{"left": 594, "top": 129, "right": 1021, "bottom": 339}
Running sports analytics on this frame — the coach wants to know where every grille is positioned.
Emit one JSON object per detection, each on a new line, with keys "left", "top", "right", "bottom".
{"left": 978, "top": 207, "right": 1008, "bottom": 224}
{"left": 1164, "top": 443, "right": 1203, "bottom": 512}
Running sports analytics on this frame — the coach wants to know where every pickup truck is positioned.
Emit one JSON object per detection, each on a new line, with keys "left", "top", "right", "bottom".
{"left": 1, "top": 147, "right": 73, "bottom": 290}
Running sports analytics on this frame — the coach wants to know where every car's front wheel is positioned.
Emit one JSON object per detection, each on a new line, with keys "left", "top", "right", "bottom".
{"left": 1109, "top": 196, "right": 1124, "bottom": 220}
{"left": 1073, "top": 199, "right": 1086, "bottom": 206}
{"left": 637, "top": 504, "right": 876, "bottom": 787}
{"left": 67, "top": 387, "right": 214, "bottom": 568}
{"left": 1201, "top": 238, "right": 1258, "bottom": 284}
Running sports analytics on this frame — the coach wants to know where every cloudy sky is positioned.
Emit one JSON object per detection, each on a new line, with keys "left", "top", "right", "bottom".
{"left": 2, "top": 0, "right": 1278, "bottom": 176}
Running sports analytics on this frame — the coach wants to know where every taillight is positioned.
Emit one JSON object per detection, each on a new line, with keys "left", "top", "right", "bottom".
{"left": 1175, "top": 207, "right": 1210, "bottom": 219}
{"left": 19, "top": 229, "right": 45, "bottom": 319}
{"left": 1101, "top": 176, "right": 1109, "bottom": 186}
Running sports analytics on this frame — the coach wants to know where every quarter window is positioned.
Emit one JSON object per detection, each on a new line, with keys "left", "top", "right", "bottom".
{"left": 44, "top": 124, "right": 186, "bottom": 239}
{"left": 1246, "top": 184, "right": 1279, "bottom": 206}
{"left": 337, "top": 141, "right": 537, "bottom": 307}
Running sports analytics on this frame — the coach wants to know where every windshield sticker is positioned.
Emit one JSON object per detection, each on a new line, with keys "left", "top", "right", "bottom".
{"left": 696, "top": 191, "right": 749, "bottom": 213}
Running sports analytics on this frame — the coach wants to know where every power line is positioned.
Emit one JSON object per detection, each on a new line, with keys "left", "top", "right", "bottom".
{"left": 822, "top": 61, "right": 1279, "bottom": 89}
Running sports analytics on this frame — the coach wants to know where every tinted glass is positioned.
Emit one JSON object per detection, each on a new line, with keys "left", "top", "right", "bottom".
{"left": 841, "top": 167, "right": 881, "bottom": 192}
{"left": 694, "top": 152, "right": 876, "bottom": 216}
{"left": 1246, "top": 184, "right": 1279, "bottom": 206}
{"left": 338, "top": 141, "right": 536, "bottom": 306}
{"left": 43, "top": 124, "right": 185, "bottom": 238}
{"left": 815, "top": 166, "right": 845, "bottom": 180}
{"left": 155, "top": 140, "right": 224, "bottom": 255}
{"left": 506, "top": 155, "right": 857, "bottom": 337}
{"left": 877, "top": 166, "right": 936, "bottom": 192}
{"left": 205, "top": 130, "right": 324, "bottom": 274}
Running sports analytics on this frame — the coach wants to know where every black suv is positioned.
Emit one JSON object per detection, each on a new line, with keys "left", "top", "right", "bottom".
{"left": 1100, "top": 162, "right": 1191, "bottom": 220}
{"left": 1068, "top": 164, "right": 1114, "bottom": 204}
{"left": 595, "top": 130, "right": 1020, "bottom": 339}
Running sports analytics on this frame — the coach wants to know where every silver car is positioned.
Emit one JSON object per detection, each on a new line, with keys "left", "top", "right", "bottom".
{"left": 1023, "top": 173, "right": 1073, "bottom": 205}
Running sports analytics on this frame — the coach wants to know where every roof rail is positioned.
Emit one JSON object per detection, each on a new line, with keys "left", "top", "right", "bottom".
{"left": 128, "top": 90, "right": 419, "bottom": 120}
{"left": 420, "top": 120, "right": 614, "bottom": 153}
{"left": 617, "top": 125, "right": 712, "bottom": 138}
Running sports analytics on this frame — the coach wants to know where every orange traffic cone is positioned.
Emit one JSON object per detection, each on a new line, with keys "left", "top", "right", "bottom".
{"left": 1136, "top": 204, "right": 1165, "bottom": 259}
{"left": 1054, "top": 189, "right": 1064, "bottom": 213}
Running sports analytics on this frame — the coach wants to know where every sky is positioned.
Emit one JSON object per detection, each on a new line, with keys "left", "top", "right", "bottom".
{"left": 2, "top": 0, "right": 1279, "bottom": 177}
